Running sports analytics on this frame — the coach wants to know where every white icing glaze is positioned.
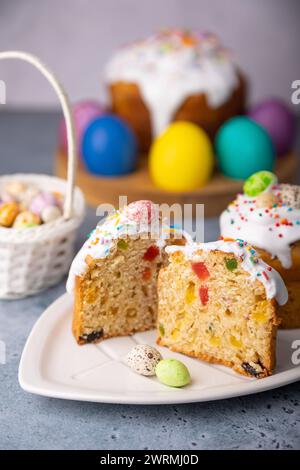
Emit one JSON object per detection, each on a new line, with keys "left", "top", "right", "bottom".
{"left": 220, "top": 186, "right": 300, "bottom": 269}
{"left": 105, "top": 30, "right": 239, "bottom": 136}
{"left": 166, "top": 239, "right": 288, "bottom": 305}
{"left": 66, "top": 201, "right": 191, "bottom": 293}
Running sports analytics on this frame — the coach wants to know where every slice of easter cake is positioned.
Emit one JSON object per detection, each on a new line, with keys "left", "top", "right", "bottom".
{"left": 67, "top": 200, "right": 187, "bottom": 344}
{"left": 157, "top": 238, "right": 288, "bottom": 378}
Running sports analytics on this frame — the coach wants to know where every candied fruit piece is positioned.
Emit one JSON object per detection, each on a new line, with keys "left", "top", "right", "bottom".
{"left": 225, "top": 258, "right": 238, "bottom": 271}
{"left": 252, "top": 301, "right": 270, "bottom": 323}
{"left": 199, "top": 285, "right": 209, "bottom": 305}
{"left": 85, "top": 286, "right": 99, "bottom": 304}
{"left": 159, "top": 324, "right": 165, "bottom": 336}
{"left": 230, "top": 335, "right": 243, "bottom": 349}
{"left": 171, "top": 328, "right": 180, "bottom": 340}
{"left": 185, "top": 281, "right": 196, "bottom": 304}
{"left": 142, "top": 267, "right": 152, "bottom": 281}
{"left": 191, "top": 262, "right": 210, "bottom": 280}
{"left": 209, "top": 336, "right": 221, "bottom": 347}
{"left": 143, "top": 245, "right": 160, "bottom": 261}
{"left": 117, "top": 239, "right": 128, "bottom": 250}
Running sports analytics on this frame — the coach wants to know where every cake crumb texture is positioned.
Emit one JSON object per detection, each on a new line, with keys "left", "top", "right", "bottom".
{"left": 157, "top": 250, "right": 278, "bottom": 378}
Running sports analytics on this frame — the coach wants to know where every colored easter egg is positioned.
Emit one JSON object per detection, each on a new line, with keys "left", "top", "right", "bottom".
{"left": 215, "top": 116, "right": 275, "bottom": 180}
{"left": 149, "top": 122, "right": 213, "bottom": 191}
{"left": 248, "top": 98, "right": 295, "bottom": 155}
{"left": 82, "top": 115, "right": 137, "bottom": 176}
{"left": 59, "top": 101, "right": 105, "bottom": 157}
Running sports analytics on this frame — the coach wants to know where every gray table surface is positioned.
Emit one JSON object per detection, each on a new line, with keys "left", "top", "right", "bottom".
{"left": 0, "top": 111, "right": 299, "bottom": 450}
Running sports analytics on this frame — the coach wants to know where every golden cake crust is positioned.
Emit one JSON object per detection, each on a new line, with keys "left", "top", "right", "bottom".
{"left": 109, "top": 73, "right": 246, "bottom": 152}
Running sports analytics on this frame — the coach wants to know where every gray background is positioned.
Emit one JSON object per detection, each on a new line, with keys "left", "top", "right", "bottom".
{"left": 0, "top": 0, "right": 299, "bottom": 109}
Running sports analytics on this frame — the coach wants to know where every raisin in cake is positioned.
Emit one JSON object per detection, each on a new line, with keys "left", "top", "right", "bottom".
{"left": 66, "top": 200, "right": 187, "bottom": 344}
{"left": 157, "top": 238, "right": 288, "bottom": 378}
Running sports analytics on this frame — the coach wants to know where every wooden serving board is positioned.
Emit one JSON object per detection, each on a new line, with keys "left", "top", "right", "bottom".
{"left": 55, "top": 151, "right": 298, "bottom": 217}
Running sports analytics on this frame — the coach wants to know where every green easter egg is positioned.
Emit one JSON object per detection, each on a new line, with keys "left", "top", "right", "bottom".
{"left": 215, "top": 116, "right": 275, "bottom": 180}
{"left": 155, "top": 358, "right": 191, "bottom": 388}
{"left": 243, "top": 170, "right": 277, "bottom": 197}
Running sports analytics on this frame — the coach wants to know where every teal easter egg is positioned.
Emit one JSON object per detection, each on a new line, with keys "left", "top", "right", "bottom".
{"left": 215, "top": 116, "right": 275, "bottom": 180}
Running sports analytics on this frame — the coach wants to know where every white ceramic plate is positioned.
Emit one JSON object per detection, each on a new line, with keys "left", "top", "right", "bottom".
{"left": 19, "top": 293, "right": 300, "bottom": 404}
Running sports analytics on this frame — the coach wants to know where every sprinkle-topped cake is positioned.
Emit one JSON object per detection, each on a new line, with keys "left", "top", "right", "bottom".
{"left": 220, "top": 171, "right": 300, "bottom": 328}
{"left": 105, "top": 29, "right": 246, "bottom": 150}
{"left": 157, "top": 238, "right": 288, "bottom": 378}
{"left": 66, "top": 200, "right": 187, "bottom": 344}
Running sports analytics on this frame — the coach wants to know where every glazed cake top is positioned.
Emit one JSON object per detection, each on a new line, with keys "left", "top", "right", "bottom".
{"left": 167, "top": 238, "right": 288, "bottom": 306}
{"left": 66, "top": 200, "right": 190, "bottom": 293}
{"left": 220, "top": 175, "right": 300, "bottom": 269}
{"left": 105, "top": 29, "right": 239, "bottom": 136}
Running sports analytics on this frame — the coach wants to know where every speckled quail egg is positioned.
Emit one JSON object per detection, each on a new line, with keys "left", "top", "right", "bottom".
{"left": 126, "top": 344, "right": 162, "bottom": 376}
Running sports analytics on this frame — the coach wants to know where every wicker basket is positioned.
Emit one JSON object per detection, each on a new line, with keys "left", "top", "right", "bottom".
{"left": 0, "top": 51, "right": 85, "bottom": 299}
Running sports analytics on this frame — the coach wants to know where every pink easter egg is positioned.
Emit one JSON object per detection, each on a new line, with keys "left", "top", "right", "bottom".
{"left": 58, "top": 101, "right": 105, "bottom": 158}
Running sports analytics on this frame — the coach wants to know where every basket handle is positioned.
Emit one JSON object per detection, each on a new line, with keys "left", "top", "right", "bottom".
{"left": 0, "top": 50, "right": 76, "bottom": 220}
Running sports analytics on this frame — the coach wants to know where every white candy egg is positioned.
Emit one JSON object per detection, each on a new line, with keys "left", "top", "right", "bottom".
{"left": 126, "top": 344, "right": 162, "bottom": 376}
{"left": 41, "top": 205, "right": 62, "bottom": 223}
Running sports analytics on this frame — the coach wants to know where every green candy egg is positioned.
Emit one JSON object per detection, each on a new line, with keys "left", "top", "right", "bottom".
{"left": 215, "top": 116, "right": 275, "bottom": 180}
{"left": 243, "top": 170, "right": 277, "bottom": 197}
{"left": 155, "top": 359, "right": 191, "bottom": 388}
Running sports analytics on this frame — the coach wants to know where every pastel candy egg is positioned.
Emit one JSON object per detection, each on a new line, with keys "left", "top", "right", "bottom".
{"left": 4, "top": 181, "right": 28, "bottom": 199}
{"left": 59, "top": 101, "right": 105, "bottom": 158}
{"left": 155, "top": 358, "right": 191, "bottom": 387}
{"left": 123, "top": 200, "right": 159, "bottom": 224}
{"left": 41, "top": 205, "right": 62, "bottom": 223}
{"left": 243, "top": 171, "right": 277, "bottom": 197}
{"left": 0, "top": 201, "right": 20, "bottom": 227}
{"left": 0, "top": 191, "right": 15, "bottom": 203}
{"left": 248, "top": 99, "right": 295, "bottom": 155}
{"left": 149, "top": 122, "right": 213, "bottom": 191}
{"left": 13, "top": 211, "right": 41, "bottom": 229}
{"left": 126, "top": 344, "right": 162, "bottom": 376}
{"left": 30, "top": 191, "right": 59, "bottom": 216}
{"left": 19, "top": 187, "right": 40, "bottom": 210}
{"left": 82, "top": 115, "right": 137, "bottom": 176}
{"left": 216, "top": 117, "right": 275, "bottom": 180}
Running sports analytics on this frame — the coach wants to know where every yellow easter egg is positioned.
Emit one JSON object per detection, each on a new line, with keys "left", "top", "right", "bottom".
{"left": 149, "top": 122, "right": 213, "bottom": 192}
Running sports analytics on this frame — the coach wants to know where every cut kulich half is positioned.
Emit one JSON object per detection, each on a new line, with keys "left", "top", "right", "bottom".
{"left": 157, "top": 239, "right": 288, "bottom": 378}
{"left": 66, "top": 200, "right": 188, "bottom": 344}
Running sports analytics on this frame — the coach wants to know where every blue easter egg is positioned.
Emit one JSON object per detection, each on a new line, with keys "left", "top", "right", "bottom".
{"left": 82, "top": 115, "right": 137, "bottom": 176}
{"left": 215, "top": 116, "right": 275, "bottom": 180}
